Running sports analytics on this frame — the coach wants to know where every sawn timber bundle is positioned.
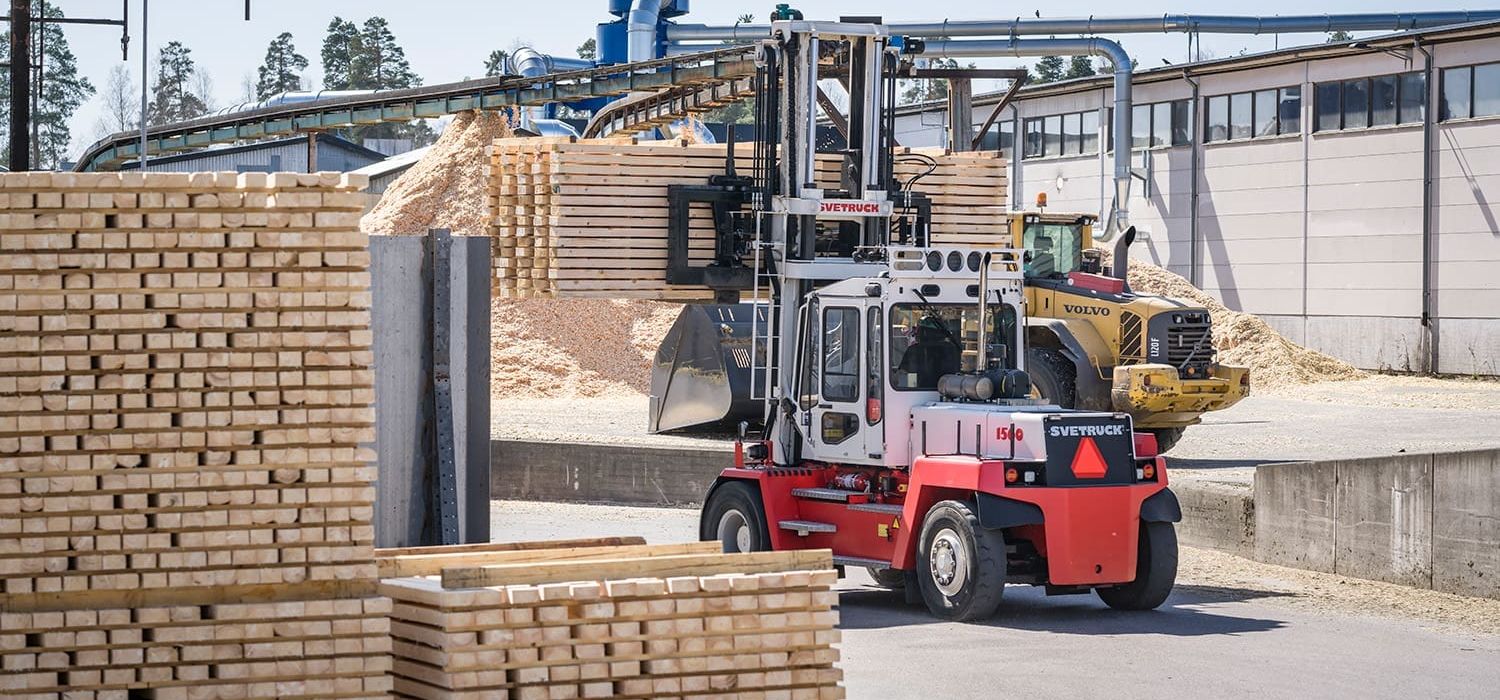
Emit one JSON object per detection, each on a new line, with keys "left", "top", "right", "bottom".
{"left": 379, "top": 539, "right": 845, "bottom": 699}
{"left": 0, "top": 171, "right": 391, "bottom": 699}
{"left": 487, "top": 138, "right": 1006, "bottom": 300}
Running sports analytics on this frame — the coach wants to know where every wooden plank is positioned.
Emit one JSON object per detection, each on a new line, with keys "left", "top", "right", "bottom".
{"left": 383, "top": 541, "right": 721, "bottom": 578}
{"left": 375, "top": 536, "right": 646, "bottom": 560}
{"left": 441, "top": 550, "right": 834, "bottom": 588}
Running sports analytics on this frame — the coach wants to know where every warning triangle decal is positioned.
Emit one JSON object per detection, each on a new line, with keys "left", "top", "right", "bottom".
{"left": 1070, "top": 436, "right": 1109, "bottom": 479}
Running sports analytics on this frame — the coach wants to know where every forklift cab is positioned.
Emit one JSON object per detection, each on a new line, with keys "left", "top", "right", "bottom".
{"left": 789, "top": 249, "right": 1029, "bottom": 469}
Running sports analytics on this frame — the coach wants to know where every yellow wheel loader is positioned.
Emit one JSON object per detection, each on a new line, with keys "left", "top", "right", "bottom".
{"left": 1010, "top": 207, "right": 1248, "bottom": 452}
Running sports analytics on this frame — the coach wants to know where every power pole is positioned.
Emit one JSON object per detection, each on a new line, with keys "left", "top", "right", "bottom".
{"left": 8, "top": 0, "right": 30, "bottom": 171}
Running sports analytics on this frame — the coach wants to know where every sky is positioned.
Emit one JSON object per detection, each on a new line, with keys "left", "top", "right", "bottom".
{"left": 43, "top": 0, "right": 1432, "bottom": 160}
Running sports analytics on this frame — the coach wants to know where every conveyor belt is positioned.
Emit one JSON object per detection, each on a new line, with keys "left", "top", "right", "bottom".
{"left": 582, "top": 76, "right": 756, "bottom": 139}
{"left": 73, "top": 45, "right": 757, "bottom": 172}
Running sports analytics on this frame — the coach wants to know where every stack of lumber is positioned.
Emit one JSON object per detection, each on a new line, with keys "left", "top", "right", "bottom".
{"left": 892, "top": 148, "right": 1009, "bottom": 246}
{"left": 486, "top": 138, "right": 1008, "bottom": 300}
{"left": 379, "top": 538, "right": 845, "bottom": 699}
{"left": 0, "top": 171, "right": 391, "bottom": 699}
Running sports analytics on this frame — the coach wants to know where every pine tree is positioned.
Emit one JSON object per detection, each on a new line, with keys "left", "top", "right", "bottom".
{"left": 147, "top": 41, "right": 207, "bottom": 125}
{"left": 484, "top": 50, "right": 509, "bottom": 77}
{"left": 576, "top": 38, "right": 596, "bottom": 62}
{"left": 1064, "top": 56, "right": 1096, "bottom": 80}
{"left": 1034, "top": 55, "right": 1065, "bottom": 83}
{"left": 321, "top": 17, "right": 362, "bottom": 90}
{"left": 256, "top": 32, "right": 308, "bottom": 98}
{"left": 353, "top": 17, "right": 419, "bottom": 89}
{"left": 0, "top": 1, "right": 96, "bottom": 168}
{"left": 1326, "top": 30, "right": 1354, "bottom": 43}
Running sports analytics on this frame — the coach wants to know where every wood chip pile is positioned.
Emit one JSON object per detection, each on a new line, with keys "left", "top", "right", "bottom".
{"left": 487, "top": 137, "right": 1006, "bottom": 300}
{"left": 0, "top": 171, "right": 391, "bottom": 698}
{"left": 378, "top": 538, "right": 845, "bottom": 699}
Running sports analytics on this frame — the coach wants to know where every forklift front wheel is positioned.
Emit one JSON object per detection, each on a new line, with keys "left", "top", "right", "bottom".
{"left": 701, "top": 481, "right": 770, "bottom": 553}
{"left": 916, "top": 500, "right": 1007, "bottom": 621}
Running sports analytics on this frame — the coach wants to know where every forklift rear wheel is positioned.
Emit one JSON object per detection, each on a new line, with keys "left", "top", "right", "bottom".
{"left": 701, "top": 481, "right": 770, "bottom": 554}
{"left": 1096, "top": 521, "right": 1178, "bottom": 611}
{"left": 866, "top": 567, "right": 907, "bottom": 589}
{"left": 916, "top": 500, "right": 1006, "bottom": 621}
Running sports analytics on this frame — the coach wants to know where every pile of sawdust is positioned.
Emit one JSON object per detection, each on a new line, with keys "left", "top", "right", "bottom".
{"left": 490, "top": 298, "right": 680, "bottom": 400}
{"left": 1126, "top": 261, "right": 1365, "bottom": 388}
{"left": 360, "top": 110, "right": 516, "bottom": 236}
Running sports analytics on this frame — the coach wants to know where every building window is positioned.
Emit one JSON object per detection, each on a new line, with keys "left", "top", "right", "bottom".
{"left": 1206, "top": 88, "right": 1299, "bottom": 142}
{"left": 1315, "top": 71, "right": 1426, "bottom": 131}
{"left": 1021, "top": 109, "right": 1103, "bottom": 159}
{"left": 1442, "top": 62, "right": 1500, "bottom": 121}
{"left": 973, "top": 119, "right": 1015, "bottom": 155}
{"left": 1081, "top": 110, "right": 1100, "bottom": 154}
{"left": 1279, "top": 87, "right": 1302, "bottom": 135}
{"left": 1112, "top": 99, "right": 1193, "bottom": 151}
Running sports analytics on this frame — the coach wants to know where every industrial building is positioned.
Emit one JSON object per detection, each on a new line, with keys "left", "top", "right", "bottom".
{"left": 895, "top": 21, "right": 1500, "bottom": 376}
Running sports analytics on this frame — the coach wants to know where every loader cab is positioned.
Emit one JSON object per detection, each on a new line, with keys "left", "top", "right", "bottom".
{"left": 788, "top": 247, "right": 1028, "bottom": 469}
{"left": 1008, "top": 211, "right": 1100, "bottom": 281}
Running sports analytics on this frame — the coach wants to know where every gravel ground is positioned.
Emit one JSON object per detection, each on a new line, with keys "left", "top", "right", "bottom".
{"left": 493, "top": 374, "right": 1500, "bottom": 484}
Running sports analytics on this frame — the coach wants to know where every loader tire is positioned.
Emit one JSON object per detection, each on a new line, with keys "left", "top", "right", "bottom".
{"left": 1027, "top": 348, "right": 1077, "bottom": 409}
{"left": 701, "top": 481, "right": 770, "bottom": 554}
{"left": 1097, "top": 521, "right": 1178, "bottom": 611}
{"left": 1148, "top": 427, "right": 1186, "bottom": 454}
{"left": 916, "top": 500, "right": 1006, "bottom": 621}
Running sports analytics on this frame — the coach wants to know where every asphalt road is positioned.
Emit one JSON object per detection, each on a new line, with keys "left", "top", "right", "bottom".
{"left": 492, "top": 500, "right": 1500, "bottom": 700}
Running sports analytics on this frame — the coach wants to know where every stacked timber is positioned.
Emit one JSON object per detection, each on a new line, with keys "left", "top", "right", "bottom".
{"left": 379, "top": 538, "right": 845, "bottom": 699}
{"left": 0, "top": 171, "right": 391, "bottom": 699}
{"left": 892, "top": 148, "right": 1010, "bottom": 246}
{"left": 486, "top": 138, "right": 1007, "bottom": 300}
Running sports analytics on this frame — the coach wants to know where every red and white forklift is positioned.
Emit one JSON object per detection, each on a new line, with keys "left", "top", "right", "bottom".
{"left": 693, "top": 15, "right": 1182, "bottom": 621}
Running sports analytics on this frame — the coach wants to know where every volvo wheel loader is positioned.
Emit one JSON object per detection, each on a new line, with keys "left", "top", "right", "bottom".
{"left": 1008, "top": 204, "right": 1249, "bottom": 452}
{"left": 665, "top": 16, "right": 1181, "bottom": 620}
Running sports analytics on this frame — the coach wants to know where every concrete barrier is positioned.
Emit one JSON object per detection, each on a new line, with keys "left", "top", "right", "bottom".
{"left": 1254, "top": 463, "right": 1337, "bottom": 574}
{"left": 1172, "top": 478, "right": 1255, "bottom": 558}
{"left": 491, "top": 440, "right": 728, "bottom": 505}
{"left": 489, "top": 439, "right": 1500, "bottom": 600}
{"left": 1433, "top": 448, "right": 1500, "bottom": 600}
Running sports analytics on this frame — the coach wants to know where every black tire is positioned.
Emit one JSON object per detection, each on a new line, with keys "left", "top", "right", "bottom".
{"left": 866, "top": 566, "right": 907, "bottom": 589}
{"left": 915, "top": 500, "right": 1006, "bottom": 621}
{"left": 700, "top": 481, "right": 770, "bottom": 554}
{"left": 1027, "top": 348, "right": 1077, "bottom": 408}
{"left": 1096, "top": 521, "right": 1178, "bottom": 611}
{"left": 1148, "top": 427, "right": 1187, "bottom": 454}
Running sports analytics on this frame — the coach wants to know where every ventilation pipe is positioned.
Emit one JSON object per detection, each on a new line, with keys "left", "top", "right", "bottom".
{"left": 628, "top": 0, "right": 672, "bottom": 62}
{"left": 508, "top": 47, "right": 594, "bottom": 77}
{"left": 666, "top": 10, "right": 1500, "bottom": 42}
{"left": 918, "top": 37, "right": 1135, "bottom": 240}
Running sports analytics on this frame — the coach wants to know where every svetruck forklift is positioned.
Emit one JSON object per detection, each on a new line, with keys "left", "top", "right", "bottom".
{"left": 683, "top": 15, "right": 1181, "bottom": 620}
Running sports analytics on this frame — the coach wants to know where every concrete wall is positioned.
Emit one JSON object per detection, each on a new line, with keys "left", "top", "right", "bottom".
{"left": 1255, "top": 449, "right": 1500, "bottom": 599}
{"left": 491, "top": 440, "right": 729, "bottom": 506}
{"left": 892, "top": 32, "right": 1500, "bottom": 376}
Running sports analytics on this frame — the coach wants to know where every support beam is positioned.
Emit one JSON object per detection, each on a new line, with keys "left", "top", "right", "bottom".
{"left": 972, "top": 75, "right": 1028, "bottom": 151}
{"left": 305, "top": 131, "right": 318, "bottom": 172}
{"left": 8, "top": 0, "right": 30, "bottom": 171}
{"left": 946, "top": 78, "right": 973, "bottom": 152}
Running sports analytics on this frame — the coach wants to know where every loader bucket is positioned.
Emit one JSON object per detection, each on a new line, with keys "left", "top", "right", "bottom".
{"left": 648, "top": 303, "right": 767, "bottom": 433}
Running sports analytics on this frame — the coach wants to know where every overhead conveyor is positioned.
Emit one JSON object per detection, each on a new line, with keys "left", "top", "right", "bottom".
{"left": 73, "top": 44, "right": 757, "bottom": 172}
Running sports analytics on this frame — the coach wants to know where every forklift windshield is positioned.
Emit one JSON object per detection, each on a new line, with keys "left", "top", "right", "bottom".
{"left": 1023, "top": 222, "right": 1085, "bottom": 278}
{"left": 889, "top": 304, "right": 1019, "bottom": 390}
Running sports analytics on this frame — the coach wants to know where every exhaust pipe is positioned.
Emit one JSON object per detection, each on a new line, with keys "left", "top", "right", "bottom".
{"left": 1112, "top": 226, "right": 1138, "bottom": 288}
